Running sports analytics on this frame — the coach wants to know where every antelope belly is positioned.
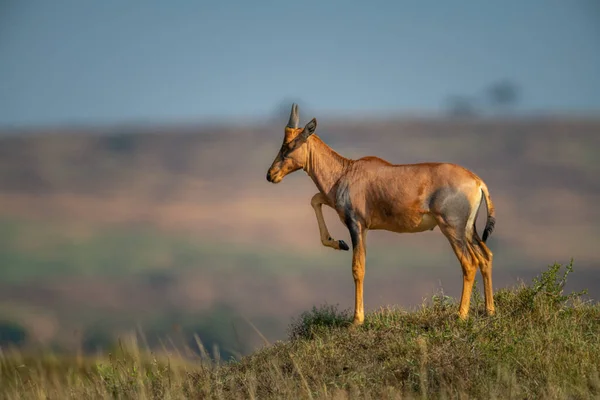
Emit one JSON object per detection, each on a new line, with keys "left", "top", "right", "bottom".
{"left": 409, "top": 213, "right": 438, "bottom": 233}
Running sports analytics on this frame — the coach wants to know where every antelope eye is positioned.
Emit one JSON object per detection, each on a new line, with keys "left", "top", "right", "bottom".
{"left": 279, "top": 147, "right": 289, "bottom": 159}
{"left": 282, "top": 143, "right": 294, "bottom": 154}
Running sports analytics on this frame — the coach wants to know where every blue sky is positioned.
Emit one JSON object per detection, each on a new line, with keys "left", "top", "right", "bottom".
{"left": 0, "top": 0, "right": 599, "bottom": 127}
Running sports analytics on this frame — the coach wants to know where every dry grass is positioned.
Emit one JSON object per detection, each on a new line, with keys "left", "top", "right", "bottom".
{"left": 1, "top": 261, "right": 599, "bottom": 399}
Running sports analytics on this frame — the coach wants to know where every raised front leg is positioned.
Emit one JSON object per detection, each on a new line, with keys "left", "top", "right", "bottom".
{"left": 310, "top": 193, "right": 349, "bottom": 251}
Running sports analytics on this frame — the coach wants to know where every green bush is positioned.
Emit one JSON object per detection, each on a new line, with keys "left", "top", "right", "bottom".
{"left": 288, "top": 303, "right": 351, "bottom": 341}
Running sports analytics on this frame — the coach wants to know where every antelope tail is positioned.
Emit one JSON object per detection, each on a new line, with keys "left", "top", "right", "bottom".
{"left": 480, "top": 183, "right": 496, "bottom": 243}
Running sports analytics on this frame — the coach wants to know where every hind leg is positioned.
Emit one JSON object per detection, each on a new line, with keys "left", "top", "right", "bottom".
{"left": 452, "top": 241, "right": 478, "bottom": 319}
{"left": 480, "top": 258, "right": 495, "bottom": 315}
{"left": 434, "top": 216, "right": 479, "bottom": 319}
{"left": 475, "top": 235, "right": 495, "bottom": 315}
{"left": 430, "top": 187, "right": 490, "bottom": 318}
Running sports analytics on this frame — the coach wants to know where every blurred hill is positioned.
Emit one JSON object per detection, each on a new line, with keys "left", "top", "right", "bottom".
{"left": 0, "top": 115, "right": 598, "bottom": 357}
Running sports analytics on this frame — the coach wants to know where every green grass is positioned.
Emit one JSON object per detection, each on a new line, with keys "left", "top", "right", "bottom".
{"left": 1, "top": 261, "right": 599, "bottom": 399}
{"left": 0, "top": 217, "right": 474, "bottom": 284}
{"left": 0, "top": 217, "right": 341, "bottom": 283}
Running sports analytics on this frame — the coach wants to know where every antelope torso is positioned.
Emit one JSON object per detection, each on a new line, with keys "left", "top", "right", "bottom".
{"left": 334, "top": 159, "right": 480, "bottom": 234}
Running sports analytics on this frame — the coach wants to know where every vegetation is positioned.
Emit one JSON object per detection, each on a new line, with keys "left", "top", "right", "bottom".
{"left": 0, "top": 217, "right": 340, "bottom": 283}
{"left": 0, "top": 216, "right": 461, "bottom": 360}
{"left": 1, "top": 262, "right": 598, "bottom": 399}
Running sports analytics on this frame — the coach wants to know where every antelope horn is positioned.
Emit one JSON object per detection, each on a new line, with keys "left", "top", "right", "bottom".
{"left": 287, "top": 103, "right": 299, "bottom": 129}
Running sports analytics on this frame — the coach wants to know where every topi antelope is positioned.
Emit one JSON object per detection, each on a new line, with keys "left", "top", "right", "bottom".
{"left": 266, "top": 104, "right": 496, "bottom": 325}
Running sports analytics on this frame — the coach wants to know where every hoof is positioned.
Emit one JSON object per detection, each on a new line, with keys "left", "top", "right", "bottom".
{"left": 338, "top": 240, "right": 350, "bottom": 251}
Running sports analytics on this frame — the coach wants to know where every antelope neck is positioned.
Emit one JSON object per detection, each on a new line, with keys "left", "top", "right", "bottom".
{"left": 304, "top": 136, "right": 351, "bottom": 201}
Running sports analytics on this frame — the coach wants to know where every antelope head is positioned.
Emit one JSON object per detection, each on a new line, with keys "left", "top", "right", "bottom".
{"left": 266, "top": 103, "right": 317, "bottom": 184}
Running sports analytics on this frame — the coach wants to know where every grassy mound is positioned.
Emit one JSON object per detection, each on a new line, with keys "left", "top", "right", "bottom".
{"left": 1, "top": 262, "right": 599, "bottom": 399}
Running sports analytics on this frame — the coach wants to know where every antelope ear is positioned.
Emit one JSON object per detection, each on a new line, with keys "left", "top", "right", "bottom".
{"left": 302, "top": 118, "right": 317, "bottom": 140}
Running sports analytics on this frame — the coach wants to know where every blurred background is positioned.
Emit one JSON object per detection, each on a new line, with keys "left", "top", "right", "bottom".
{"left": 0, "top": 0, "right": 599, "bottom": 359}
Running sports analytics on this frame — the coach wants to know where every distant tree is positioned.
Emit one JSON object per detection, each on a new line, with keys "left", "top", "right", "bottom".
{"left": 487, "top": 80, "right": 521, "bottom": 114}
{"left": 0, "top": 320, "right": 28, "bottom": 346}
{"left": 102, "top": 132, "right": 137, "bottom": 154}
{"left": 445, "top": 95, "right": 479, "bottom": 117}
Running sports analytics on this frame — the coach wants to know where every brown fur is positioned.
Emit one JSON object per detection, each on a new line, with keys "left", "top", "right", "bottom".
{"left": 267, "top": 105, "right": 496, "bottom": 324}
